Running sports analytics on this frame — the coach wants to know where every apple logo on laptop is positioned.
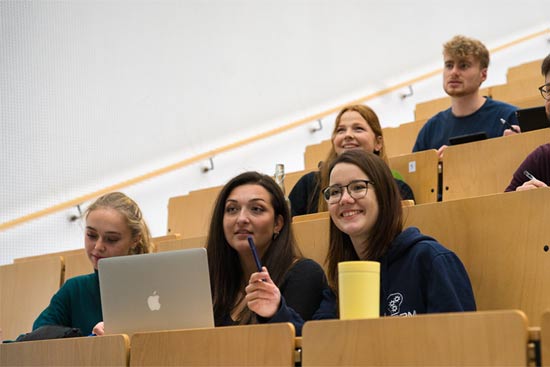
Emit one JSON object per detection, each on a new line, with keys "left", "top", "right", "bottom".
{"left": 147, "top": 291, "right": 161, "bottom": 311}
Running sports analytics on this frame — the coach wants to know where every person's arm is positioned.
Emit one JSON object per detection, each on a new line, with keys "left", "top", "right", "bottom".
{"left": 426, "top": 253, "right": 476, "bottom": 313}
{"left": 33, "top": 284, "right": 72, "bottom": 331}
{"left": 505, "top": 145, "right": 547, "bottom": 192}
{"left": 250, "top": 259, "right": 336, "bottom": 335}
{"left": 259, "top": 285, "right": 336, "bottom": 336}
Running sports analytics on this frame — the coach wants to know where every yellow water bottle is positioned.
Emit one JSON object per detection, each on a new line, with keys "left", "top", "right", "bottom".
{"left": 338, "top": 261, "right": 380, "bottom": 320}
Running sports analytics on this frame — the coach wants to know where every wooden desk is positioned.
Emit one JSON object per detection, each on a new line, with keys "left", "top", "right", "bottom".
{"left": 155, "top": 236, "right": 207, "bottom": 252}
{"left": 0, "top": 257, "right": 63, "bottom": 341}
{"left": 541, "top": 311, "right": 550, "bottom": 366}
{"left": 292, "top": 212, "right": 330, "bottom": 272}
{"left": 489, "top": 75, "right": 544, "bottom": 104}
{"left": 389, "top": 149, "right": 439, "bottom": 204}
{"left": 130, "top": 323, "right": 295, "bottom": 366}
{"left": 0, "top": 334, "right": 129, "bottom": 366}
{"left": 302, "top": 310, "right": 529, "bottom": 366}
{"left": 63, "top": 251, "right": 93, "bottom": 282}
{"left": 383, "top": 119, "right": 427, "bottom": 157}
{"left": 507, "top": 59, "right": 543, "bottom": 82}
{"left": 442, "top": 129, "right": 550, "bottom": 201}
{"left": 304, "top": 140, "right": 331, "bottom": 171}
{"left": 293, "top": 189, "right": 550, "bottom": 328}
{"left": 405, "top": 189, "right": 550, "bottom": 327}
{"left": 167, "top": 186, "right": 222, "bottom": 238}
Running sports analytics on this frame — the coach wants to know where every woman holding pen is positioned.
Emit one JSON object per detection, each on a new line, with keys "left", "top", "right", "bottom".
{"left": 206, "top": 171, "right": 331, "bottom": 335}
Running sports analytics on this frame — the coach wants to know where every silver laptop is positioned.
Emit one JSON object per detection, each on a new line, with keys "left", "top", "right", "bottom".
{"left": 98, "top": 248, "right": 214, "bottom": 335}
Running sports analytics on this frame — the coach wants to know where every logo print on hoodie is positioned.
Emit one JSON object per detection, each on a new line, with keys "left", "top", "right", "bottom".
{"left": 387, "top": 293, "right": 403, "bottom": 315}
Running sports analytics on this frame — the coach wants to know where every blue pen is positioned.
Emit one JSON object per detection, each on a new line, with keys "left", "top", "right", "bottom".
{"left": 247, "top": 236, "right": 263, "bottom": 272}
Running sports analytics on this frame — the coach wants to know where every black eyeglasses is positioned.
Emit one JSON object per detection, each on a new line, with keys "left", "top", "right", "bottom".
{"left": 322, "top": 180, "right": 373, "bottom": 204}
{"left": 539, "top": 83, "right": 550, "bottom": 101}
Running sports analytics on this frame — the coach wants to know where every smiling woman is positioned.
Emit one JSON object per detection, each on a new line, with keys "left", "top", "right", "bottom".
{"left": 206, "top": 171, "right": 332, "bottom": 335}
{"left": 289, "top": 104, "right": 415, "bottom": 217}
{"left": 324, "top": 150, "right": 476, "bottom": 317}
{"left": 31, "top": 192, "right": 153, "bottom": 337}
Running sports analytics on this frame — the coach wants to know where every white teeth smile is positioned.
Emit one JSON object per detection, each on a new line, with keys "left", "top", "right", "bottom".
{"left": 342, "top": 210, "right": 361, "bottom": 217}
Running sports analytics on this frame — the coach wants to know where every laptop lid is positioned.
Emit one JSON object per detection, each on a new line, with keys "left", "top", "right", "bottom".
{"left": 516, "top": 106, "right": 550, "bottom": 132}
{"left": 98, "top": 248, "right": 214, "bottom": 335}
{"left": 448, "top": 132, "right": 488, "bottom": 146}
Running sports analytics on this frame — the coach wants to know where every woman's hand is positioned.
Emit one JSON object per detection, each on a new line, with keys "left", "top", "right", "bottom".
{"left": 245, "top": 267, "right": 281, "bottom": 319}
{"left": 92, "top": 321, "right": 105, "bottom": 336}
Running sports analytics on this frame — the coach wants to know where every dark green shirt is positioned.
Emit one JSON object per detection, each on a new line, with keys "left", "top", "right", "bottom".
{"left": 33, "top": 271, "right": 102, "bottom": 335}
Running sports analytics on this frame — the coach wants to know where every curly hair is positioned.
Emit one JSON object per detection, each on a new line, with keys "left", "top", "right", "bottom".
{"left": 443, "top": 35, "right": 490, "bottom": 69}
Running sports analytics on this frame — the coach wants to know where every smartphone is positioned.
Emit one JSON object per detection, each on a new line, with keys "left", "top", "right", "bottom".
{"left": 247, "top": 236, "right": 263, "bottom": 272}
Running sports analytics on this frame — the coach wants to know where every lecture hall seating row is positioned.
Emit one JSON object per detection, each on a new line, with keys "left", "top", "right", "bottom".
{"left": 0, "top": 235, "right": 183, "bottom": 342}
{"left": 2, "top": 309, "right": 548, "bottom": 366}
{"left": 165, "top": 57, "right": 547, "bottom": 237}
{"left": 303, "top": 58, "right": 545, "bottom": 169}
{"left": 167, "top": 127, "right": 550, "bottom": 238}
{"left": 293, "top": 188, "right": 550, "bottom": 328}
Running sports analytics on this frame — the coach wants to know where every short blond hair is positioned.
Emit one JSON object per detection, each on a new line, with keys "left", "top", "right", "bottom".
{"left": 443, "top": 35, "right": 490, "bottom": 69}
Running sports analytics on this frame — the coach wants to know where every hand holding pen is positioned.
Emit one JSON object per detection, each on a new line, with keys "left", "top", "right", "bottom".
{"left": 245, "top": 235, "right": 281, "bottom": 318}
{"left": 500, "top": 118, "right": 521, "bottom": 135}
{"left": 516, "top": 170, "right": 548, "bottom": 191}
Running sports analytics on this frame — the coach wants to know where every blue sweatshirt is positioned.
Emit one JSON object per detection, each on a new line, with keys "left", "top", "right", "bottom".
{"left": 310, "top": 227, "right": 476, "bottom": 320}
{"left": 413, "top": 97, "right": 518, "bottom": 152}
{"left": 379, "top": 227, "right": 476, "bottom": 315}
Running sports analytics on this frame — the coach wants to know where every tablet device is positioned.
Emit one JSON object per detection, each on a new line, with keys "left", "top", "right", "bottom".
{"left": 448, "top": 132, "right": 488, "bottom": 146}
{"left": 516, "top": 106, "right": 550, "bottom": 132}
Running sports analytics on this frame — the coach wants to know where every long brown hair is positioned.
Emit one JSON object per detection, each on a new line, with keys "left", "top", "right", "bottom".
{"left": 317, "top": 104, "right": 387, "bottom": 212}
{"left": 206, "top": 171, "right": 301, "bottom": 325}
{"left": 325, "top": 150, "right": 402, "bottom": 291}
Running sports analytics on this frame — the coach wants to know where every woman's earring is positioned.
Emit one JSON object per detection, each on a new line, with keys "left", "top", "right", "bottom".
{"left": 272, "top": 231, "right": 279, "bottom": 240}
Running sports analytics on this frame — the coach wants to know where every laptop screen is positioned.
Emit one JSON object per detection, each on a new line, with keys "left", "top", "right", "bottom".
{"left": 516, "top": 106, "right": 550, "bottom": 132}
{"left": 98, "top": 248, "right": 214, "bottom": 335}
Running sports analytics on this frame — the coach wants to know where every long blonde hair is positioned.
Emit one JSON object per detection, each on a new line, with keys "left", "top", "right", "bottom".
{"left": 85, "top": 192, "right": 154, "bottom": 254}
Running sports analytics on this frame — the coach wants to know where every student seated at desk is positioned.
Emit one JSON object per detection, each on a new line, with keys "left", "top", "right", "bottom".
{"left": 413, "top": 35, "right": 520, "bottom": 159}
{"left": 506, "top": 54, "right": 550, "bottom": 192}
{"left": 321, "top": 150, "right": 475, "bottom": 316}
{"left": 207, "top": 171, "right": 329, "bottom": 335}
{"left": 33, "top": 192, "right": 154, "bottom": 336}
{"left": 289, "top": 104, "right": 414, "bottom": 217}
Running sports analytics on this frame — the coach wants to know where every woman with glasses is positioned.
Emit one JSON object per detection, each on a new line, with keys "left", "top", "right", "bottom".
{"left": 288, "top": 104, "right": 414, "bottom": 217}
{"left": 505, "top": 53, "right": 550, "bottom": 192}
{"left": 323, "top": 150, "right": 475, "bottom": 316}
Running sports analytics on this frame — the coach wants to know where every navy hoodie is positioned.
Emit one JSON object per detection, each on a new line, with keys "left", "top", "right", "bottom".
{"left": 378, "top": 227, "right": 476, "bottom": 316}
{"left": 309, "top": 227, "right": 476, "bottom": 320}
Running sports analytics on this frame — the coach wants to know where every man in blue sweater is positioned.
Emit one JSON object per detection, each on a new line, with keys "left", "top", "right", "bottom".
{"left": 413, "top": 35, "right": 520, "bottom": 159}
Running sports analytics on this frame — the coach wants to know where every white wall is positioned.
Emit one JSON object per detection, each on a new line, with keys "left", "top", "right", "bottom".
{"left": 1, "top": 0, "right": 549, "bottom": 264}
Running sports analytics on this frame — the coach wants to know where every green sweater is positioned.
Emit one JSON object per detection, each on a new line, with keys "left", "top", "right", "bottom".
{"left": 33, "top": 271, "right": 102, "bottom": 335}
